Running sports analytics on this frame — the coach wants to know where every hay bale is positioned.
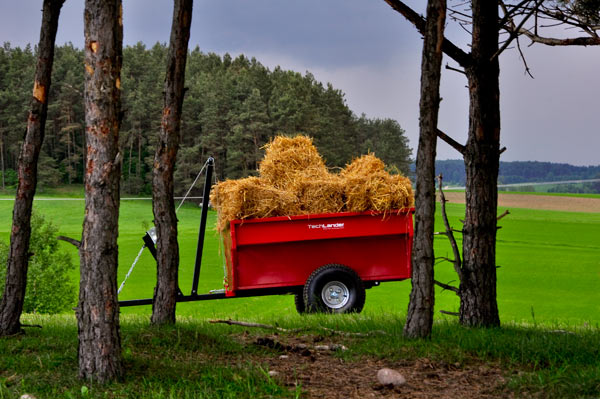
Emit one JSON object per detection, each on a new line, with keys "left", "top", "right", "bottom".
{"left": 210, "top": 140, "right": 414, "bottom": 231}
{"left": 210, "top": 176, "right": 299, "bottom": 231}
{"left": 390, "top": 174, "right": 415, "bottom": 209}
{"left": 340, "top": 153, "right": 386, "bottom": 177}
{"left": 259, "top": 135, "right": 329, "bottom": 188}
{"left": 291, "top": 173, "right": 346, "bottom": 215}
{"left": 341, "top": 154, "right": 414, "bottom": 212}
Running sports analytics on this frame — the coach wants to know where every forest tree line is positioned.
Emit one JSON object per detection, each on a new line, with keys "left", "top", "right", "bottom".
{"left": 435, "top": 160, "right": 600, "bottom": 192}
{"left": 0, "top": 42, "right": 412, "bottom": 195}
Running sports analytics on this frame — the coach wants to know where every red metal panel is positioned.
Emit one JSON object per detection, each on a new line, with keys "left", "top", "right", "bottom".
{"left": 226, "top": 210, "right": 413, "bottom": 295}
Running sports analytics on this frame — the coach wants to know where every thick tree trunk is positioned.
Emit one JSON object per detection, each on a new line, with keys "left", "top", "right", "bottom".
{"left": 1, "top": 129, "right": 5, "bottom": 189}
{"left": 403, "top": 0, "right": 446, "bottom": 339}
{"left": 0, "top": 0, "right": 64, "bottom": 337}
{"left": 460, "top": 0, "right": 501, "bottom": 327}
{"left": 77, "top": 0, "right": 124, "bottom": 382}
{"left": 151, "top": 0, "right": 193, "bottom": 325}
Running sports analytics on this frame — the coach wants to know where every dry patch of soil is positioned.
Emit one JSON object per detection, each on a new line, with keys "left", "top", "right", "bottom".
{"left": 242, "top": 334, "right": 513, "bottom": 399}
{"left": 442, "top": 192, "right": 600, "bottom": 213}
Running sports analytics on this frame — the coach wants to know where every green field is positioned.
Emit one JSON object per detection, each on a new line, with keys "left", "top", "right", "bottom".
{"left": 0, "top": 194, "right": 598, "bottom": 326}
{"left": 1, "top": 195, "right": 599, "bottom": 398}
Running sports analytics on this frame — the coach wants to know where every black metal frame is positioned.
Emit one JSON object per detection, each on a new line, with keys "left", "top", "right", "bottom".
{"left": 119, "top": 157, "right": 255, "bottom": 307}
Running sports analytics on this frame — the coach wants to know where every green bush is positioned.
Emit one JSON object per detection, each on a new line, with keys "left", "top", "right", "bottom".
{"left": 0, "top": 212, "right": 76, "bottom": 314}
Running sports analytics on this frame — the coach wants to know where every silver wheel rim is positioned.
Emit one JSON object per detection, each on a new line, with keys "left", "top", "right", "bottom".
{"left": 321, "top": 281, "right": 350, "bottom": 309}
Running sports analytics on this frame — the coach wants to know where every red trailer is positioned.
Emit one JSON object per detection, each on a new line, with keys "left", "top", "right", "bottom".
{"left": 119, "top": 158, "right": 414, "bottom": 314}
{"left": 224, "top": 210, "right": 413, "bottom": 313}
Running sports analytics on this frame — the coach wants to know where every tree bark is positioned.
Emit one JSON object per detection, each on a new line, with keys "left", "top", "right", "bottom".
{"left": 0, "top": 0, "right": 64, "bottom": 337}
{"left": 383, "top": 0, "right": 501, "bottom": 328}
{"left": 151, "top": 0, "right": 193, "bottom": 325}
{"left": 77, "top": 0, "right": 124, "bottom": 382}
{"left": 1, "top": 129, "right": 5, "bottom": 189}
{"left": 460, "top": 0, "right": 501, "bottom": 327}
{"left": 403, "top": 0, "right": 446, "bottom": 339}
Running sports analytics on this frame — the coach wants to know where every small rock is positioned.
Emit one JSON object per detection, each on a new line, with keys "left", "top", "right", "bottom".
{"left": 20, "top": 395, "right": 37, "bottom": 399}
{"left": 314, "top": 345, "right": 330, "bottom": 351}
{"left": 268, "top": 370, "right": 279, "bottom": 377}
{"left": 377, "top": 368, "right": 406, "bottom": 387}
{"left": 330, "top": 344, "right": 348, "bottom": 351}
{"left": 279, "top": 354, "right": 289, "bottom": 359}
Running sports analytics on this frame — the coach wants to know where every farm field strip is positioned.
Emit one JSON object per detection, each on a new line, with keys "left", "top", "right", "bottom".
{"left": 443, "top": 191, "right": 600, "bottom": 213}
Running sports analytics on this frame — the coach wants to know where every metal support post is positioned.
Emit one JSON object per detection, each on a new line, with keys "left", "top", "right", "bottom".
{"left": 191, "top": 157, "right": 214, "bottom": 296}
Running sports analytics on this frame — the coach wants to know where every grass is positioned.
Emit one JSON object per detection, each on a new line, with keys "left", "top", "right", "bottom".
{"left": 0, "top": 313, "right": 598, "bottom": 398}
{"left": 0, "top": 191, "right": 599, "bottom": 397}
{"left": 432, "top": 203, "right": 600, "bottom": 326}
{"left": 0, "top": 315, "right": 300, "bottom": 399}
{"left": 1, "top": 196, "right": 598, "bottom": 325}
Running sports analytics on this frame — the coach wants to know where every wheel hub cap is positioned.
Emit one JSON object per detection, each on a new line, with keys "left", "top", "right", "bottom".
{"left": 321, "top": 281, "right": 350, "bottom": 309}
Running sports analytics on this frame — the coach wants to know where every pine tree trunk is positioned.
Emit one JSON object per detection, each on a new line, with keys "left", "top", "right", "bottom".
{"left": 0, "top": 129, "right": 5, "bottom": 190}
{"left": 151, "top": 0, "right": 193, "bottom": 325}
{"left": 0, "top": 0, "right": 64, "bottom": 337}
{"left": 67, "top": 130, "right": 72, "bottom": 184}
{"left": 77, "top": 0, "right": 124, "bottom": 381}
{"left": 460, "top": 0, "right": 501, "bottom": 327}
{"left": 128, "top": 135, "right": 133, "bottom": 187}
{"left": 136, "top": 129, "right": 141, "bottom": 178}
{"left": 403, "top": 0, "right": 446, "bottom": 338}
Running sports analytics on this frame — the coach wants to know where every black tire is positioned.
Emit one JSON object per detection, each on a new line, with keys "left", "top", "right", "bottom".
{"left": 294, "top": 292, "right": 306, "bottom": 314}
{"left": 303, "top": 264, "right": 365, "bottom": 314}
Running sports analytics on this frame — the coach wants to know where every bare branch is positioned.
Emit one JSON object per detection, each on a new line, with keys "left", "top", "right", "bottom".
{"left": 21, "top": 324, "right": 42, "bottom": 329}
{"left": 57, "top": 235, "right": 81, "bottom": 248}
{"left": 517, "top": 27, "right": 600, "bottom": 45}
{"left": 516, "top": 35, "right": 535, "bottom": 78}
{"left": 499, "top": 0, "right": 537, "bottom": 27}
{"left": 434, "top": 280, "right": 460, "bottom": 295}
{"left": 382, "top": 0, "right": 472, "bottom": 67}
{"left": 209, "top": 319, "right": 387, "bottom": 337}
{"left": 497, "top": 210, "right": 510, "bottom": 220}
{"left": 435, "top": 256, "right": 457, "bottom": 263}
{"left": 494, "top": 0, "right": 546, "bottom": 60}
{"left": 437, "top": 175, "right": 463, "bottom": 281}
{"left": 445, "top": 63, "right": 466, "bottom": 75}
{"left": 440, "top": 310, "right": 459, "bottom": 316}
{"left": 436, "top": 129, "right": 466, "bottom": 155}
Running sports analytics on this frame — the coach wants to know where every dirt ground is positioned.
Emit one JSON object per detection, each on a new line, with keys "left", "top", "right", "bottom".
{"left": 242, "top": 334, "right": 516, "bottom": 399}
{"left": 442, "top": 192, "right": 600, "bottom": 213}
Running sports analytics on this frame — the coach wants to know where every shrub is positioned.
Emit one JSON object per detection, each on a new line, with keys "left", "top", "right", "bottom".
{"left": 0, "top": 212, "right": 76, "bottom": 314}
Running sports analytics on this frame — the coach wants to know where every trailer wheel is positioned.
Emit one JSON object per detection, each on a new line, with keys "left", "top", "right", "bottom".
{"left": 294, "top": 292, "right": 306, "bottom": 314}
{"left": 303, "top": 264, "right": 365, "bottom": 313}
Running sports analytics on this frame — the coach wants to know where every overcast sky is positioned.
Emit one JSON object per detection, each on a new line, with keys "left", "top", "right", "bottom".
{"left": 1, "top": 1, "right": 598, "bottom": 166}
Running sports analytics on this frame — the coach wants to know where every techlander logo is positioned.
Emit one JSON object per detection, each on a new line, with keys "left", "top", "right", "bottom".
{"left": 308, "top": 222, "right": 345, "bottom": 231}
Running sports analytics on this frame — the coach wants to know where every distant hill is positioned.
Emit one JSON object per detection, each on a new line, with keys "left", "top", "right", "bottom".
{"left": 422, "top": 160, "right": 600, "bottom": 186}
